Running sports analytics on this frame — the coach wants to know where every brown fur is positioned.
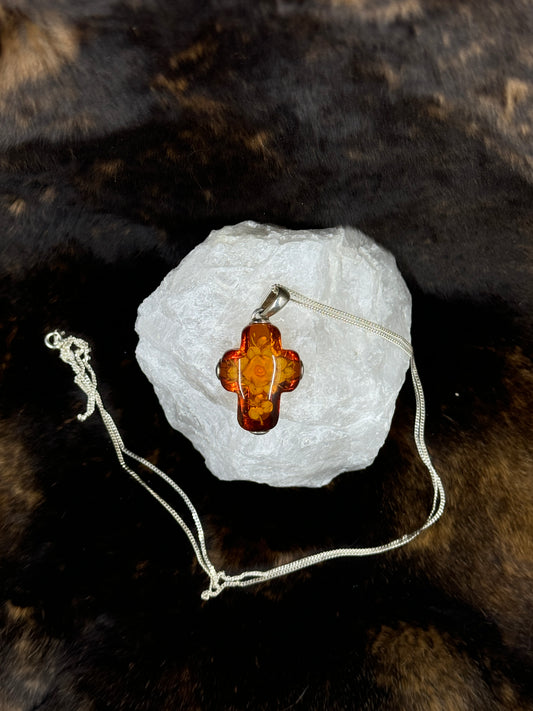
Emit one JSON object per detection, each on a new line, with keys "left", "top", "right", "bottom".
{"left": 0, "top": 1, "right": 532, "bottom": 708}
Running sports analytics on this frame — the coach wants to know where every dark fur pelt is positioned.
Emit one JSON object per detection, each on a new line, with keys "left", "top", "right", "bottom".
{"left": 1, "top": 1, "right": 532, "bottom": 708}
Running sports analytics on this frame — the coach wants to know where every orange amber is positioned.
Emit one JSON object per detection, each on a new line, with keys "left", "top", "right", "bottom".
{"left": 217, "top": 322, "right": 302, "bottom": 433}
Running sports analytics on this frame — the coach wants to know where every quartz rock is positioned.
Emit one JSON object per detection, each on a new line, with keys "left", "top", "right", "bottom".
{"left": 135, "top": 221, "right": 411, "bottom": 488}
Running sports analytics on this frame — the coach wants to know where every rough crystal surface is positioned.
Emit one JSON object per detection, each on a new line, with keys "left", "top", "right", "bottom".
{"left": 135, "top": 221, "right": 411, "bottom": 488}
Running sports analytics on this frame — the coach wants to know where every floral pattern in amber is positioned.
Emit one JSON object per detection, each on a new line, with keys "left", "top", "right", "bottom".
{"left": 217, "top": 322, "right": 302, "bottom": 433}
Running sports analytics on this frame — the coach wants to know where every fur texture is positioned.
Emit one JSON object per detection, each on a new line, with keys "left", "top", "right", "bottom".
{"left": 1, "top": 1, "right": 532, "bottom": 708}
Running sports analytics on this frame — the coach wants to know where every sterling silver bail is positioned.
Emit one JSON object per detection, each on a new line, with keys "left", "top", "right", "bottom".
{"left": 251, "top": 284, "right": 291, "bottom": 323}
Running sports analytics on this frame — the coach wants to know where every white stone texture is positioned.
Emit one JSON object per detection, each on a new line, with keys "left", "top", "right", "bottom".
{"left": 135, "top": 221, "right": 411, "bottom": 488}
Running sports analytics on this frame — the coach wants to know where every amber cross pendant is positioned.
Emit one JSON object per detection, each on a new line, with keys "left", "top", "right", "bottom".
{"left": 216, "top": 286, "right": 303, "bottom": 434}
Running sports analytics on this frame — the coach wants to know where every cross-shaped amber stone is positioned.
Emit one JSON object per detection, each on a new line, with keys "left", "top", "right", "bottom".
{"left": 217, "top": 321, "right": 302, "bottom": 433}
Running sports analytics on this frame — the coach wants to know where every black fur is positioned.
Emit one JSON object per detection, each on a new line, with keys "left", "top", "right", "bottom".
{"left": 1, "top": 1, "right": 532, "bottom": 708}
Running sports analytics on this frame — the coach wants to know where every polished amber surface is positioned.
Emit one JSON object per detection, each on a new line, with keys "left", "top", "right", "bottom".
{"left": 217, "top": 322, "right": 302, "bottom": 433}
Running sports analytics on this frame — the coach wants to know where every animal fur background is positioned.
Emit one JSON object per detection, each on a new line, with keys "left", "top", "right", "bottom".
{"left": 1, "top": 1, "right": 532, "bottom": 708}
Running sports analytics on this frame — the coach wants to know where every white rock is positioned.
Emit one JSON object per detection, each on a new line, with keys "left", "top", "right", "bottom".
{"left": 135, "top": 222, "right": 411, "bottom": 488}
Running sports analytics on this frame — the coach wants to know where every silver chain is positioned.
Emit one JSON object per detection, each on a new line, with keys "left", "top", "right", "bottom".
{"left": 45, "top": 285, "right": 445, "bottom": 600}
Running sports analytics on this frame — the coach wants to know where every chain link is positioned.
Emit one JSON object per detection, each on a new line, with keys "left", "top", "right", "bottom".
{"left": 45, "top": 286, "right": 445, "bottom": 600}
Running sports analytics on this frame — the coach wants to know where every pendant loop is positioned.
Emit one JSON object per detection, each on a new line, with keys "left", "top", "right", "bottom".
{"left": 252, "top": 284, "right": 291, "bottom": 322}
